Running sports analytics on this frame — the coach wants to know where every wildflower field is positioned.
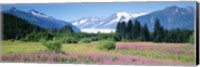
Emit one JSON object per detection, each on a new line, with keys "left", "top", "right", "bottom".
{"left": 2, "top": 40, "right": 195, "bottom": 65}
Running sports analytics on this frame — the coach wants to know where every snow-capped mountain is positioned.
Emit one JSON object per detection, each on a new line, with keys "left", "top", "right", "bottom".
{"left": 3, "top": 5, "right": 194, "bottom": 33}
{"left": 134, "top": 6, "right": 195, "bottom": 31}
{"left": 71, "top": 12, "right": 147, "bottom": 29}
{"left": 71, "top": 6, "right": 195, "bottom": 33}
{"left": 3, "top": 7, "right": 81, "bottom": 32}
{"left": 72, "top": 17, "right": 104, "bottom": 29}
{"left": 70, "top": 12, "right": 147, "bottom": 33}
{"left": 29, "top": 9, "right": 50, "bottom": 18}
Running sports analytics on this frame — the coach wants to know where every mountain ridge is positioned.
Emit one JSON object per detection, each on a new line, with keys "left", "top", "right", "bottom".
{"left": 71, "top": 6, "right": 195, "bottom": 33}
{"left": 2, "top": 6, "right": 195, "bottom": 33}
{"left": 3, "top": 7, "right": 81, "bottom": 32}
{"left": 134, "top": 5, "right": 195, "bottom": 31}
{"left": 71, "top": 12, "right": 147, "bottom": 29}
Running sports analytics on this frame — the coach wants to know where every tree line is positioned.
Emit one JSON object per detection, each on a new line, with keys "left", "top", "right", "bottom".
{"left": 115, "top": 19, "right": 193, "bottom": 43}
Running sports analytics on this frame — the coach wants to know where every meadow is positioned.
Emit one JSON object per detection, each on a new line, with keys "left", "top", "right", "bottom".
{"left": 2, "top": 40, "right": 195, "bottom": 65}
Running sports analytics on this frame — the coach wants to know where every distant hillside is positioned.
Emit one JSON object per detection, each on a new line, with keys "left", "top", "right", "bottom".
{"left": 3, "top": 13, "right": 45, "bottom": 39}
{"left": 3, "top": 7, "right": 80, "bottom": 32}
{"left": 71, "top": 6, "right": 195, "bottom": 33}
{"left": 134, "top": 6, "right": 195, "bottom": 31}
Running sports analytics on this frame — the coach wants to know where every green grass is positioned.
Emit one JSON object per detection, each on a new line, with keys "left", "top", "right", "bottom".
{"left": 3, "top": 40, "right": 45, "bottom": 54}
{"left": 2, "top": 40, "right": 195, "bottom": 63}
{"left": 110, "top": 49, "right": 195, "bottom": 63}
{"left": 62, "top": 42, "right": 103, "bottom": 53}
{"left": 3, "top": 40, "right": 103, "bottom": 54}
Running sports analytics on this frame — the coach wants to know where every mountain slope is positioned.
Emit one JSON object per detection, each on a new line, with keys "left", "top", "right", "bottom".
{"left": 134, "top": 6, "right": 195, "bottom": 31}
{"left": 71, "top": 6, "right": 195, "bottom": 33}
{"left": 3, "top": 7, "right": 81, "bottom": 32}
{"left": 2, "top": 13, "right": 45, "bottom": 39}
{"left": 71, "top": 12, "right": 147, "bottom": 29}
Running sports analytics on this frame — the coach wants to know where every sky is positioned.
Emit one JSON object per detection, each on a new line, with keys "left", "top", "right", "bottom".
{"left": 1, "top": 2, "right": 196, "bottom": 21}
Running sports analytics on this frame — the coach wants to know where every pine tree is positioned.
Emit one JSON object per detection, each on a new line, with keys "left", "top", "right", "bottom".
{"left": 120, "top": 22, "right": 127, "bottom": 38}
{"left": 115, "top": 22, "right": 123, "bottom": 41}
{"left": 140, "top": 24, "right": 150, "bottom": 41}
{"left": 126, "top": 20, "right": 133, "bottom": 40}
{"left": 115, "top": 22, "right": 126, "bottom": 39}
{"left": 58, "top": 25, "right": 74, "bottom": 33}
{"left": 116, "top": 22, "right": 121, "bottom": 33}
{"left": 133, "top": 19, "right": 141, "bottom": 40}
{"left": 153, "top": 19, "right": 165, "bottom": 42}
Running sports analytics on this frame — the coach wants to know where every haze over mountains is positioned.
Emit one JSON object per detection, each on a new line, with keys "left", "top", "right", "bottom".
{"left": 2, "top": 5, "right": 195, "bottom": 33}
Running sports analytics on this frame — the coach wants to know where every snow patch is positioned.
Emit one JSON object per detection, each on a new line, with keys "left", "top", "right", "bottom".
{"left": 81, "top": 28, "right": 115, "bottom": 33}
{"left": 72, "top": 21, "right": 79, "bottom": 25}
{"left": 131, "top": 12, "right": 148, "bottom": 17}
{"left": 71, "top": 12, "right": 148, "bottom": 29}
{"left": 79, "top": 19, "right": 88, "bottom": 24}
{"left": 29, "top": 9, "right": 49, "bottom": 18}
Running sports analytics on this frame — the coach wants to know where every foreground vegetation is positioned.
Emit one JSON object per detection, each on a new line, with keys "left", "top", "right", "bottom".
{"left": 3, "top": 40, "right": 195, "bottom": 65}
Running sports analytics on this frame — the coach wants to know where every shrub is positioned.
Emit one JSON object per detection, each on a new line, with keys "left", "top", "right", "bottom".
{"left": 42, "top": 40, "right": 63, "bottom": 53}
{"left": 20, "top": 38, "right": 28, "bottom": 42}
{"left": 113, "top": 34, "right": 122, "bottom": 41}
{"left": 96, "top": 40, "right": 116, "bottom": 50}
{"left": 106, "top": 38, "right": 115, "bottom": 41}
{"left": 136, "top": 36, "right": 146, "bottom": 41}
{"left": 91, "top": 37, "right": 98, "bottom": 41}
{"left": 62, "top": 37, "right": 78, "bottom": 44}
{"left": 81, "top": 38, "right": 92, "bottom": 43}
{"left": 22, "top": 32, "right": 54, "bottom": 42}
{"left": 10, "top": 39, "right": 15, "bottom": 42}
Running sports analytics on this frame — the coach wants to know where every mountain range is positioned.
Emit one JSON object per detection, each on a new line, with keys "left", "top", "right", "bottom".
{"left": 135, "top": 6, "right": 195, "bottom": 31}
{"left": 2, "top": 6, "right": 195, "bottom": 33}
{"left": 71, "top": 6, "right": 195, "bottom": 32}
{"left": 3, "top": 7, "right": 81, "bottom": 32}
{"left": 71, "top": 12, "right": 147, "bottom": 29}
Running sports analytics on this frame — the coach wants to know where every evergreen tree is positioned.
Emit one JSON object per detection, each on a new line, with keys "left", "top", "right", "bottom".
{"left": 133, "top": 19, "right": 141, "bottom": 40}
{"left": 60, "top": 25, "right": 74, "bottom": 33}
{"left": 153, "top": 19, "right": 165, "bottom": 42}
{"left": 115, "top": 22, "right": 126, "bottom": 39}
{"left": 165, "top": 29, "right": 192, "bottom": 42}
{"left": 116, "top": 22, "right": 123, "bottom": 41}
{"left": 140, "top": 24, "right": 150, "bottom": 41}
{"left": 120, "top": 22, "right": 127, "bottom": 38}
{"left": 126, "top": 20, "right": 133, "bottom": 40}
{"left": 189, "top": 32, "right": 194, "bottom": 44}
{"left": 116, "top": 22, "right": 121, "bottom": 34}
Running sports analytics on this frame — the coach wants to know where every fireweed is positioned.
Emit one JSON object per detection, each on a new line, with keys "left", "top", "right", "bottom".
{"left": 2, "top": 52, "right": 192, "bottom": 65}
